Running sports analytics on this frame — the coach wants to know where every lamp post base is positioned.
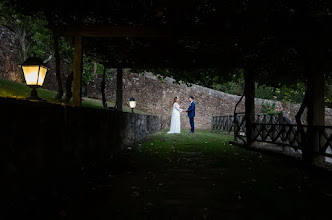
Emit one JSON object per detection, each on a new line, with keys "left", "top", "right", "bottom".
{"left": 27, "top": 87, "right": 42, "bottom": 100}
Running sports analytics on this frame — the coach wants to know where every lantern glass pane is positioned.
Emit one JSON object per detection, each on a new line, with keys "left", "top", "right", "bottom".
{"left": 37, "top": 66, "right": 47, "bottom": 86}
{"left": 129, "top": 101, "right": 136, "bottom": 108}
{"left": 22, "top": 66, "right": 39, "bottom": 85}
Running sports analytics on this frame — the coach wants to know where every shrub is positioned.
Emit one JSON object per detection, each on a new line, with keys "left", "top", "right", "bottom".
{"left": 261, "top": 102, "right": 282, "bottom": 114}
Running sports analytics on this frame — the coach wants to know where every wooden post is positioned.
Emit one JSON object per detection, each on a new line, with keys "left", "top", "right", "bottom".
{"left": 307, "top": 65, "right": 325, "bottom": 161}
{"left": 116, "top": 67, "right": 123, "bottom": 111}
{"left": 211, "top": 116, "right": 214, "bottom": 131}
{"left": 73, "top": 35, "right": 83, "bottom": 106}
{"left": 101, "top": 67, "right": 107, "bottom": 108}
{"left": 302, "top": 38, "right": 325, "bottom": 163}
{"left": 311, "top": 70, "right": 324, "bottom": 153}
{"left": 234, "top": 114, "right": 239, "bottom": 142}
{"left": 244, "top": 68, "right": 255, "bottom": 147}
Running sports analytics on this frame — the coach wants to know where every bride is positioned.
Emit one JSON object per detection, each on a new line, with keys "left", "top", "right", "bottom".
{"left": 167, "top": 96, "right": 183, "bottom": 134}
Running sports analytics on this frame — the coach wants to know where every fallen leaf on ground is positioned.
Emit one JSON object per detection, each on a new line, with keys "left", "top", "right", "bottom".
{"left": 132, "top": 191, "right": 140, "bottom": 197}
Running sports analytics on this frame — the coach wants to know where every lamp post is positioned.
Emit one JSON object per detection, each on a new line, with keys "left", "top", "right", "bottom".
{"left": 129, "top": 97, "right": 136, "bottom": 113}
{"left": 19, "top": 57, "right": 49, "bottom": 100}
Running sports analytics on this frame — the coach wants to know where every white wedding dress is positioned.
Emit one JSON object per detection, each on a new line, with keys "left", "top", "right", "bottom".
{"left": 167, "top": 102, "right": 183, "bottom": 133}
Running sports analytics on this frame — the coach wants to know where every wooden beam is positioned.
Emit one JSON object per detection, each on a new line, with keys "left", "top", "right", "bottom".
{"left": 73, "top": 35, "right": 83, "bottom": 106}
{"left": 50, "top": 25, "right": 170, "bottom": 38}
{"left": 49, "top": 24, "right": 332, "bottom": 40}
{"left": 49, "top": 24, "right": 235, "bottom": 39}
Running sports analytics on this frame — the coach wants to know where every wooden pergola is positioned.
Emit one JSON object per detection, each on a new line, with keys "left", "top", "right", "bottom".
{"left": 47, "top": 24, "right": 237, "bottom": 106}
{"left": 10, "top": 0, "right": 332, "bottom": 162}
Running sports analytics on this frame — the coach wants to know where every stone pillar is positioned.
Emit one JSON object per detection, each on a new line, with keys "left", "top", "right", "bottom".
{"left": 73, "top": 35, "right": 83, "bottom": 106}
{"left": 244, "top": 68, "right": 255, "bottom": 147}
{"left": 116, "top": 67, "right": 123, "bottom": 111}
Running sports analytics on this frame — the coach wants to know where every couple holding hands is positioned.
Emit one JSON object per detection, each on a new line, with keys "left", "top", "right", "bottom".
{"left": 167, "top": 96, "right": 195, "bottom": 134}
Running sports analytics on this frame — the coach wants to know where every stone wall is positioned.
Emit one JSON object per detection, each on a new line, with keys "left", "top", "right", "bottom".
{"left": 87, "top": 70, "right": 332, "bottom": 130}
{"left": 1, "top": 97, "right": 161, "bottom": 204}
{"left": 0, "top": 26, "right": 21, "bottom": 82}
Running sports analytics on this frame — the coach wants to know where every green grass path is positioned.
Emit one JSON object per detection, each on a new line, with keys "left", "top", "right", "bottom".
{"left": 64, "top": 130, "right": 332, "bottom": 219}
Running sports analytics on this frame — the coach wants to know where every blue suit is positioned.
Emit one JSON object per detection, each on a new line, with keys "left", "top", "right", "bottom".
{"left": 187, "top": 101, "right": 195, "bottom": 133}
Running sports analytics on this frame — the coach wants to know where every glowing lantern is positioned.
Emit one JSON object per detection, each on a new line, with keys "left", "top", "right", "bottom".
{"left": 19, "top": 57, "right": 49, "bottom": 100}
{"left": 129, "top": 97, "right": 136, "bottom": 112}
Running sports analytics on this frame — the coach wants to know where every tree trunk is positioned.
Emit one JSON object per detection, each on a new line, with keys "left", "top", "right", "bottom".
{"left": 295, "top": 87, "right": 310, "bottom": 163}
{"left": 116, "top": 67, "right": 123, "bottom": 111}
{"left": 101, "top": 67, "right": 107, "bottom": 108}
{"left": 64, "top": 71, "right": 74, "bottom": 103}
{"left": 53, "top": 34, "right": 63, "bottom": 100}
{"left": 73, "top": 35, "right": 83, "bottom": 106}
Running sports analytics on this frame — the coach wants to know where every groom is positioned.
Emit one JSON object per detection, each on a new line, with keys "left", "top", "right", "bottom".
{"left": 183, "top": 96, "right": 195, "bottom": 133}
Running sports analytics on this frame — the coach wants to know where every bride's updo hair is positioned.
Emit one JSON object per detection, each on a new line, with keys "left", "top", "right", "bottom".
{"left": 172, "top": 96, "right": 178, "bottom": 107}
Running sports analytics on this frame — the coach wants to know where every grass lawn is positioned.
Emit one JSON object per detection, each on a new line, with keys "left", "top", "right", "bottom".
{"left": 0, "top": 78, "right": 147, "bottom": 114}
{"left": 61, "top": 130, "right": 332, "bottom": 219}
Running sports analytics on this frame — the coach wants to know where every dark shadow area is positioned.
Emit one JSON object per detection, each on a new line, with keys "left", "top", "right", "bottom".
{"left": 6, "top": 130, "right": 330, "bottom": 220}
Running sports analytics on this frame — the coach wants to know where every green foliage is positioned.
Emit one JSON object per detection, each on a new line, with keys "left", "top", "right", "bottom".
{"left": 324, "top": 77, "right": 332, "bottom": 108}
{"left": 28, "top": 18, "right": 51, "bottom": 58}
{"left": 0, "top": 1, "right": 50, "bottom": 61}
{"left": 82, "top": 56, "right": 105, "bottom": 84}
{"left": 58, "top": 37, "right": 74, "bottom": 59}
{"left": 255, "top": 84, "right": 274, "bottom": 100}
{"left": 1, "top": 0, "right": 74, "bottom": 67}
{"left": 215, "top": 81, "right": 243, "bottom": 95}
{"left": 213, "top": 72, "right": 244, "bottom": 95}
{"left": 276, "top": 83, "right": 306, "bottom": 103}
{"left": 261, "top": 102, "right": 282, "bottom": 114}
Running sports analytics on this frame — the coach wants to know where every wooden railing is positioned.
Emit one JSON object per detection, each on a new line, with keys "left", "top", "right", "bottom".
{"left": 212, "top": 111, "right": 332, "bottom": 160}
{"left": 253, "top": 123, "right": 304, "bottom": 150}
{"left": 212, "top": 112, "right": 303, "bottom": 151}
{"left": 319, "top": 126, "right": 332, "bottom": 159}
{"left": 211, "top": 115, "right": 234, "bottom": 133}
{"left": 212, "top": 112, "right": 286, "bottom": 135}
{"left": 252, "top": 112, "right": 303, "bottom": 150}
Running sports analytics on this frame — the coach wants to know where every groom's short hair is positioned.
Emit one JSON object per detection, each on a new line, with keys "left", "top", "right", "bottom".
{"left": 189, "top": 96, "right": 194, "bottom": 100}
